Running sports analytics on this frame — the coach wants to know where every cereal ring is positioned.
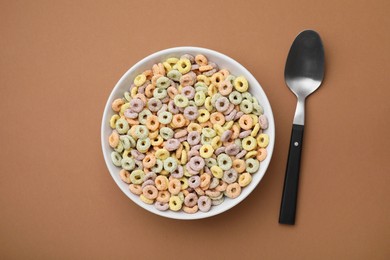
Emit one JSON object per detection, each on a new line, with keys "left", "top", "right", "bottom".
{"left": 146, "top": 115, "right": 159, "bottom": 131}
{"left": 111, "top": 98, "right": 125, "bottom": 112}
{"left": 140, "top": 194, "right": 154, "bottom": 204}
{"left": 176, "top": 58, "right": 191, "bottom": 74}
{"left": 210, "top": 112, "right": 226, "bottom": 125}
{"left": 211, "top": 136, "right": 222, "bottom": 150}
{"left": 115, "top": 118, "right": 129, "bottom": 134}
{"left": 215, "top": 180, "right": 227, "bottom": 192}
{"left": 188, "top": 175, "right": 201, "bottom": 188}
{"left": 121, "top": 157, "right": 135, "bottom": 171}
{"left": 239, "top": 115, "right": 254, "bottom": 130}
{"left": 151, "top": 159, "right": 163, "bottom": 173}
{"left": 171, "top": 165, "right": 184, "bottom": 179}
{"left": 142, "top": 153, "right": 156, "bottom": 168}
{"left": 142, "top": 185, "right": 158, "bottom": 200}
{"left": 134, "top": 74, "right": 147, "bottom": 87}
{"left": 150, "top": 135, "right": 163, "bottom": 146}
{"left": 210, "top": 165, "right": 223, "bottom": 179}
{"left": 256, "top": 148, "right": 267, "bottom": 161}
{"left": 172, "top": 114, "right": 186, "bottom": 128}
{"left": 114, "top": 141, "right": 124, "bottom": 153}
{"left": 167, "top": 69, "right": 182, "bottom": 82}
{"left": 156, "top": 76, "right": 171, "bottom": 89}
{"left": 199, "top": 144, "right": 214, "bottom": 158}
{"left": 242, "top": 136, "right": 257, "bottom": 151}
{"left": 163, "top": 157, "right": 178, "bottom": 172}
{"left": 197, "top": 109, "right": 210, "bottom": 123}
{"left": 225, "top": 183, "right": 241, "bottom": 199}
{"left": 155, "top": 148, "right": 169, "bottom": 160}
{"left": 155, "top": 175, "right": 169, "bottom": 190}
{"left": 195, "top": 54, "right": 208, "bottom": 66}
{"left": 155, "top": 201, "right": 169, "bottom": 211}
{"left": 169, "top": 195, "right": 183, "bottom": 211}
{"left": 119, "top": 169, "right": 131, "bottom": 183}
{"left": 218, "top": 80, "right": 233, "bottom": 96}
{"left": 189, "top": 156, "right": 205, "bottom": 171}
{"left": 183, "top": 106, "right": 199, "bottom": 121}
{"left": 245, "top": 150, "right": 258, "bottom": 159}
{"left": 233, "top": 76, "right": 248, "bottom": 92}
{"left": 232, "top": 159, "right": 245, "bottom": 173}
{"left": 187, "top": 123, "right": 202, "bottom": 133}
{"left": 130, "top": 169, "right": 145, "bottom": 185}
{"left": 129, "top": 184, "right": 142, "bottom": 195}
{"left": 197, "top": 196, "right": 211, "bottom": 212}
{"left": 153, "top": 87, "right": 167, "bottom": 99}
{"left": 210, "top": 72, "right": 225, "bottom": 86}
{"left": 204, "top": 96, "right": 213, "bottom": 111}
{"left": 108, "top": 130, "right": 119, "bottom": 148}
{"left": 209, "top": 177, "right": 220, "bottom": 189}
{"left": 222, "top": 169, "right": 238, "bottom": 184}
{"left": 184, "top": 193, "right": 198, "bottom": 207}
{"left": 214, "top": 147, "right": 226, "bottom": 156}
{"left": 217, "top": 154, "right": 232, "bottom": 171}
{"left": 240, "top": 100, "right": 253, "bottom": 114}
{"left": 246, "top": 158, "right": 260, "bottom": 173}
{"left": 238, "top": 172, "right": 251, "bottom": 187}
{"left": 164, "top": 138, "right": 180, "bottom": 151}
{"left": 187, "top": 131, "right": 201, "bottom": 146}
{"left": 138, "top": 109, "right": 152, "bottom": 125}
{"left": 225, "top": 144, "right": 240, "bottom": 156}
{"left": 256, "top": 133, "right": 269, "bottom": 148}
{"left": 205, "top": 158, "right": 217, "bottom": 168}
{"left": 111, "top": 151, "right": 122, "bottom": 166}
{"left": 144, "top": 172, "right": 157, "bottom": 181}
{"left": 136, "top": 138, "right": 151, "bottom": 153}
{"left": 208, "top": 84, "right": 218, "bottom": 97}
{"left": 156, "top": 190, "right": 170, "bottom": 203}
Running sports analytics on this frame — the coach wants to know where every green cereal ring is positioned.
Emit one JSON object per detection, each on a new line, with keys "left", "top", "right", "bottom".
{"left": 115, "top": 118, "right": 129, "bottom": 134}
{"left": 124, "top": 91, "right": 132, "bottom": 102}
{"left": 136, "top": 138, "right": 151, "bottom": 153}
{"left": 217, "top": 153, "right": 232, "bottom": 171}
{"left": 174, "top": 94, "right": 189, "bottom": 108}
{"left": 153, "top": 88, "right": 168, "bottom": 99}
{"left": 240, "top": 100, "right": 253, "bottom": 114}
{"left": 202, "top": 128, "right": 216, "bottom": 138}
{"left": 111, "top": 151, "right": 122, "bottom": 166}
{"left": 130, "top": 169, "right": 145, "bottom": 185}
{"left": 167, "top": 69, "right": 182, "bottom": 82}
{"left": 121, "top": 157, "right": 135, "bottom": 170}
{"left": 234, "top": 139, "right": 242, "bottom": 149}
{"left": 120, "top": 135, "right": 131, "bottom": 150}
{"left": 241, "top": 92, "right": 253, "bottom": 102}
{"left": 252, "top": 102, "right": 264, "bottom": 115}
{"left": 160, "top": 127, "right": 174, "bottom": 140}
{"left": 195, "top": 81, "right": 208, "bottom": 89}
{"left": 114, "top": 141, "right": 124, "bottom": 153}
{"left": 156, "top": 76, "right": 171, "bottom": 89}
{"left": 242, "top": 136, "right": 257, "bottom": 151}
{"left": 151, "top": 159, "right": 163, "bottom": 173}
{"left": 205, "top": 158, "right": 217, "bottom": 168}
{"left": 229, "top": 91, "right": 242, "bottom": 105}
{"left": 127, "top": 135, "right": 136, "bottom": 148}
{"left": 138, "top": 109, "right": 152, "bottom": 125}
{"left": 188, "top": 100, "right": 196, "bottom": 107}
{"left": 163, "top": 157, "right": 178, "bottom": 172}
{"left": 211, "top": 93, "right": 222, "bottom": 107}
{"left": 201, "top": 134, "right": 212, "bottom": 145}
{"left": 135, "top": 125, "right": 149, "bottom": 139}
{"left": 225, "top": 75, "right": 236, "bottom": 85}
{"left": 195, "top": 85, "right": 208, "bottom": 94}
{"left": 252, "top": 97, "right": 259, "bottom": 106}
{"left": 158, "top": 111, "right": 173, "bottom": 124}
{"left": 194, "top": 91, "right": 206, "bottom": 106}
{"left": 246, "top": 158, "right": 260, "bottom": 174}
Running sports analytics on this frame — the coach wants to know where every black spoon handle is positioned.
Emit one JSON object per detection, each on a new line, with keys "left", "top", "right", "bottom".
{"left": 279, "top": 124, "right": 304, "bottom": 225}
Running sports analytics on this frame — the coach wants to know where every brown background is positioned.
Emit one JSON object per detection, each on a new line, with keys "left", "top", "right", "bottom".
{"left": 1, "top": 0, "right": 389, "bottom": 259}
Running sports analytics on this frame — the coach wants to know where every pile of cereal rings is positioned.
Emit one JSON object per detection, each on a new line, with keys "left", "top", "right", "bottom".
{"left": 108, "top": 54, "right": 269, "bottom": 213}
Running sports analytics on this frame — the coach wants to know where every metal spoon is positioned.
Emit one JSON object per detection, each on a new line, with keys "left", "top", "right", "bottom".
{"left": 279, "top": 30, "right": 325, "bottom": 225}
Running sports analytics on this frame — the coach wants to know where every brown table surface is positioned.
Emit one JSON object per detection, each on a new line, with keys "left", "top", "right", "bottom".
{"left": 1, "top": 0, "right": 389, "bottom": 259}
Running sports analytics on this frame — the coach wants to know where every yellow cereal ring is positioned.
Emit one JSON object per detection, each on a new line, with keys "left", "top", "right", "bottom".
{"left": 197, "top": 109, "right": 210, "bottom": 123}
{"left": 210, "top": 165, "right": 223, "bottom": 179}
{"left": 233, "top": 76, "right": 249, "bottom": 92}
{"left": 155, "top": 148, "right": 169, "bottom": 160}
{"left": 179, "top": 177, "right": 188, "bottom": 190}
{"left": 169, "top": 196, "right": 183, "bottom": 211}
{"left": 149, "top": 130, "right": 159, "bottom": 139}
{"left": 119, "top": 102, "right": 130, "bottom": 116}
{"left": 160, "top": 170, "right": 169, "bottom": 176}
{"left": 250, "top": 114, "right": 259, "bottom": 125}
{"left": 200, "top": 144, "right": 214, "bottom": 158}
{"left": 245, "top": 151, "right": 258, "bottom": 159}
{"left": 140, "top": 194, "right": 154, "bottom": 204}
{"left": 213, "top": 124, "right": 224, "bottom": 136}
{"left": 242, "top": 136, "right": 257, "bottom": 151}
{"left": 257, "top": 133, "right": 269, "bottom": 148}
{"left": 134, "top": 74, "right": 146, "bottom": 87}
{"left": 184, "top": 168, "right": 192, "bottom": 177}
{"left": 182, "top": 141, "right": 190, "bottom": 153}
{"left": 204, "top": 97, "right": 213, "bottom": 111}
{"left": 166, "top": 57, "right": 179, "bottom": 66}
{"left": 176, "top": 58, "right": 191, "bottom": 74}
{"left": 197, "top": 75, "right": 211, "bottom": 85}
{"left": 109, "top": 115, "right": 120, "bottom": 129}
{"left": 238, "top": 172, "right": 252, "bottom": 187}
{"left": 131, "top": 86, "right": 138, "bottom": 98}
{"left": 163, "top": 62, "right": 173, "bottom": 72}
{"left": 251, "top": 123, "right": 261, "bottom": 137}
{"left": 207, "top": 83, "right": 218, "bottom": 96}
{"left": 122, "top": 149, "right": 131, "bottom": 158}
{"left": 211, "top": 136, "right": 222, "bottom": 149}
{"left": 150, "top": 135, "right": 163, "bottom": 146}
{"left": 223, "top": 121, "right": 234, "bottom": 130}
{"left": 187, "top": 122, "right": 202, "bottom": 133}
{"left": 180, "top": 150, "right": 187, "bottom": 165}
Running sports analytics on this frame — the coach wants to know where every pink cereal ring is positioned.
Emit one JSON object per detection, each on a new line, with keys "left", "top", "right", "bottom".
{"left": 129, "top": 98, "right": 145, "bottom": 113}
{"left": 220, "top": 130, "right": 233, "bottom": 142}
{"left": 236, "top": 150, "right": 247, "bottom": 159}
{"left": 215, "top": 147, "right": 226, "bottom": 156}
{"left": 239, "top": 130, "right": 252, "bottom": 138}
{"left": 154, "top": 201, "right": 169, "bottom": 211}
{"left": 174, "top": 129, "right": 188, "bottom": 139}
{"left": 197, "top": 196, "right": 211, "bottom": 212}
{"left": 259, "top": 115, "right": 269, "bottom": 129}
{"left": 184, "top": 193, "right": 198, "bottom": 207}
{"left": 142, "top": 179, "right": 155, "bottom": 189}
{"left": 129, "top": 184, "right": 142, "bottom": 195}
{"left": 142, "top": 185, "right": 158, "bottom": 200}
{"left": 165, "top": 138, "right": 180, "bottom": 151}
{"left": 188, "top": 175, "right": 201, "bottom": 188}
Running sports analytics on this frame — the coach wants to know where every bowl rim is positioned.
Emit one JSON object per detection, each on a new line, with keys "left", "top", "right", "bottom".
{"left": 101, "top": 46, "right": 275, "bottom": 220}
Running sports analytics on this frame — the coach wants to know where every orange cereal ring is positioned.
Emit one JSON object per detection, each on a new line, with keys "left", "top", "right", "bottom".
{"left": 108, "top": 130, "right": 119, "bottom": 148}
{"left": 146, "top": 115, "right": 160, "bottom": 131}
{"left": 210, "top": 72, "right": 225, "bottom": 86}
{"left": 200, "top": 121, "right": 213, "bottom": 128}
{"left": 143, "top": 153, "right": 156, "bottom": 168}
{"left": 210, "top": 112, "right": 226, "bottom": 126}
{"left": 167, "top": 86, "right": 178, "bottom": 99}
{"left": 119, "top": 169, "right": 131, "bottom": 183}
{"left": 156, "top": 190, "right": 170, "bottom": 203}
{"left": 231, "top": 124, "right": 240, "bottom": 139}
{"left": 142, "top": 185, "right": 158, "bottom": 200}
{"left": 195, "top": 54, "right": 208, "bottom": 66}
{"left": 215, "top": 180, "right": 227, "bottom": 192}
{"left": 172, "top": 114, "right": 186, "bottom": 128}
{"left": 168, "top": 179, "right": 181, "bottom": 195}
{"left": 219, "top": 69, "right": 230, "bottom": 77}
{"left": 232, "top": 159, "right": 246, "bottom": 173}
{"left": 239, "top": 115, "right": 253, "bottom": 130}
{"left": 151, "top": 74, "right": 162, "bottom": 86}
{"left": 149, "top": 130, "right": 159, "bottom": 139}
{"left": 155, "top": 175, "right": 168, "bottom": 191}
{"left": 145, "top": 84, "right": 155, "bottom": 98}
{"left": 129, "top": 184, "right": 142, "bottom": 195}
{"left": 152, "top": 64, "right": 161, "bottom": 75}
{"left": 111, "top": 98, "right": 124, "bottom": 112}
{"left": 175, "top": 144, "right": 183, "bottom": 159}
{"left": 183, "top": 205, "right": 199, "bottom": 214}
{"left": 126, "top": 118, "right": 139, "bottom": 126}
{"left": 195, "top": 187, "right": 205, "bottom": 196}
{"left": 158, "top": 63, "right": 166, "bottom": 75}
{"left": 225, "top": 183, "right": 241, "bottom": 199}
{"left": 200, "top": 174, "right": 211, "bottom": 189}
{"left": 199, "top": 65, "right": 213, "bottom": 72}
{"left": 142, "top": 69, "right": 153, "bottom": 79}
{"left": 151, "top": 136, "right": 163, "bottom": 146}
{"left": 256, "top": 148, "right": 267, "bottom": 162}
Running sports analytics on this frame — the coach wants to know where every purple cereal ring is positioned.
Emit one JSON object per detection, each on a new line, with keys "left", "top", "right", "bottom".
{"left": 142, "top": 179, "right": 155, "bottom": 188}
{"left": 225, "top": 109, "right": 237, "bottom": 121}
{"left": 154, "top": 201, "right": 169, "bottom": 211}
{"left": 130, "top": 98, "right": 145, "bottom": 113}
{"left": 184, "top": 193, "right": 198, "bottom": 207}
{"left": 259, "top": 115, "right": 268, "bottom": 129}
{"left": 188, "top": 150, "right": 200, "bottom": 159}
{"left": 165, "top": 138, "right": 180, "bottom": 151}
{"left": 148, "top": 98, "right": 162, "bottom": 112}
{"left": 181, "top": 54, "right": 195, "bottom": 63}
{"left": 181, "top": 86, "right": 195, "bottom": 99}
{"left": 236, "top": 150, "right": 247, "bottom": 159}
{"left": 225, "top": 144, "right": 239, "bottom": 155}
{"left": 124, "top": 109, "right": 138, "bottom": 119}
{"left": 177, "top": 136, "right": 187, "bottom": 142}
{"left": 235, "top": 111, "right": 244, "bottom": 121}
{"left": 168, "top": 100, "right": 179, "bottom": 114}
{"left": 239, "top": 130, "right": 252, "bottom": 138}
{"left": 198, "top": 196, "right": 212, "bottom": 212}
{"left": 223, "top": 103, "right": 235, "bottom": 115}
{"left": 174, "top": 129, "right": 188, "bottom": 139}
{"left": 138, "top": 85, "right": 145, "bottom": 94}
{"left": 191, "top": 144, "right": 201, "bottom": 151}
{"left": 134, "top": 159, "right": 143, "bottom": 170}
{"left": 131, "top": 149, "right": 145, "bottom": 160}
{"left": 223, "top": 169, "right": 238, "bottom": 184}
{"left": 215, "top": 97, "right": 230, "bottom": 112}
{"left": 220, "top": 130, "right": 232, "bottom": 142}
{"left": 189, "top": 156, "right": 205, "bottom": 171}
{"left": 209, "top": 177, "right": 219, "bottom": 189}
{"left": 171, "top": 165, "right": 184, "bottom": 179}
{"left": 208, "top": 62, "right": 218, "bottom": 70}
{"left": 183, "top": 106, "right": 199, "bottom": 121}
{"left": 187, "top": 131, "right": 200, "bottom": 146}
{"left": 204, "top": 167, "right": 212, "bottom": 174}
{"left": 186, "top": 163, "right": 199, "bottom": 175}
{"left": 144, "top": 172, "right": 157, "bottom": 181}
{"left": 191, "top": 64, "right": 200, "bottom": 70}
{"left": 215, "top": 147, "right": 226, "bottom": 156}
{"left": 188, "top": 176, "right": 201, "bottom": 188}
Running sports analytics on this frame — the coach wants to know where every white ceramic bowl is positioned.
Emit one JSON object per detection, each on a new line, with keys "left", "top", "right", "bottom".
{"left": 101, "top": 47, "right": 275, "bottom": 220}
